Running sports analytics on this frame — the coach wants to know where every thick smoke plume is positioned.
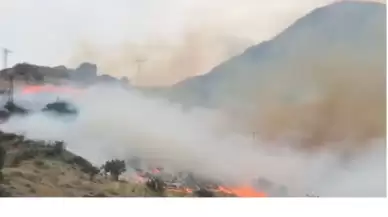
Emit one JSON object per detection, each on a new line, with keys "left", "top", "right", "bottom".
{"left": 68, "top": 26, "right": 253, "bottom": 86}
{"left": 66, "top": 0, "right": 349, "bottom": 86}
{"left": 0, "top": 0, "right": 385, "bottom": 197}
{"left": 0, "top": 83, "right": 385, "bottom": 197}
{"left": 240, "top": 53, "right": 386, "bottom": 150}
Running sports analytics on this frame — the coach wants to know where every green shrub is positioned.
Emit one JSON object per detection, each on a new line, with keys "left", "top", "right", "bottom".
{"left": 101, "top": 159, "right": 126, "bottom": 181}
{"left": 11, "top": 149, "right": 39, "bottom": 167}
{"left": 53, "top": 141, "right": 65, "bottom": 155}
{"left": 68, "top": 156, "right": 93, "bottom": 170}
{"left": 33, "top": 159, "right": 48, "bottom": 169}
{"left": 87, "top": 166, "right": 100, "bottom": 181}
{"left": 45, "top": 141, "right": 65, "bottom": 157}
{"left": 66, "top": 156, "right": 99, "bottom": 180}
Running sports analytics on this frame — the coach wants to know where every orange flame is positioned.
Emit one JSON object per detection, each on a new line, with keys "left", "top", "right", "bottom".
{"left": 21, "top": 85, "right": 83, "bottom": 95}
{"left": 166, "top": 187, "right": 193, "bottom": 194}
{"left": 134, "top": 175, "right": 146, "bottom": 184}
{"left": 184, "top": 188, "right": 193, "bottom": 193}
{"left": 218, "top": 186, "right": 234, "bottom": 194}
{"left": 152, "top": 168, "right": 161, "bottom": 174}
{"left": 218, "top": 186, "right": 267, "bottom": 197}
{"left": 164, "top": 184, "right": 266, "bottom": 197}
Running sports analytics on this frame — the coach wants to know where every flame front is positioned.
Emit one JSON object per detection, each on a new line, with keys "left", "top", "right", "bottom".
{"left": 21, "top": 85, "right": 83, "bottom": 95}
{"left": 227, "top": 186, "right": 267, "bottom": 197}
{"left": 217, "top": 185, "right": 267, "bottom": 197}
{"left": 20, "top": 85, "right": 268, "bottom": 198}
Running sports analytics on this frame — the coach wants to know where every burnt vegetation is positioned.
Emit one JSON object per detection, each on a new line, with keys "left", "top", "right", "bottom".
{"left": 146, "top": 176, "right": 166, "bottom": 195}
{"left": 194, "top": 188, "right": 215, "bottom": 197}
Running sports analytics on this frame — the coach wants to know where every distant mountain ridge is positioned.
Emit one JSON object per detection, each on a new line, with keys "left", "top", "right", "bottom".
{"left": 165, "top": 1, "right": 386, "bottom": 109}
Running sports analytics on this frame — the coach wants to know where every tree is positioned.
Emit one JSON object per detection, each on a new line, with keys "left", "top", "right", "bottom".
{"left": 102, "top": 159, "right": 126, "bottom": 181}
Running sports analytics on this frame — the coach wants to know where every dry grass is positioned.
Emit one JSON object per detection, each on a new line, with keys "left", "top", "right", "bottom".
{"left": 0, "top": 131, "right": 226, "bottom": 197}
{"left": 1, "top": 157, "right": 194, "bottom": 197}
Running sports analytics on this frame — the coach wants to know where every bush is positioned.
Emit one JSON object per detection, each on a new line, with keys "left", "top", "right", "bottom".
{"left": 45, "top": 141, "right": 65, "bottom": 157}
{"left": 33, "top": 160, "right": 46, "bottom": 168}
{"left": 66, "top": 156, "right": 100, "bottom": 180}
{"left": 67, "top": 156, "right": 93, "bottom": 170}
{"left": 87, "top": 166, "right": 100, "bottom": 181}
{"left": 53, "top": 141, "right": 65, "bottom": 155}
{"left": 11, "top": 149, "right": 39, "bottom": 167}
{"left": 101, "top": 159, "right": 126, "bottom": 181}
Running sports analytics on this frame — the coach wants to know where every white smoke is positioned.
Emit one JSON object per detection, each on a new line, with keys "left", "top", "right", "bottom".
{"left": 0, "top": 85, "right": 385, "bottom": 197}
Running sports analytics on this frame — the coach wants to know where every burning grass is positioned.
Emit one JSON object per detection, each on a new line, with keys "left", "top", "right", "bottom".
{"left": 1, "top": 130, "right": 269, "bottom": 197}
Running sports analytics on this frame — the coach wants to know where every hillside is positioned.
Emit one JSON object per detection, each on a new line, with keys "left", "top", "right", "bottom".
{"left": 0, "top": 131, "right": 150, "bottom": 197}
{"left": 0, "top": 131, "right": 237, "bottom": 197}
{"left": 166, "top": 1, "right": 386, "bottom": 109}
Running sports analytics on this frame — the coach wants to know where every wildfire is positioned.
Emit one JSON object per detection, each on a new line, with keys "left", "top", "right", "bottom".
{"left": 163, "top": 184, "right": 267, "bottom": 197}
{"left": 152, "top": 168, "right": 161, "bottom": 174}
{"left": 21, "top": 85, "right": 83, "bottom": 95}
{"left": 135, "top": 176, "right": 146, "bottom": 184}
{"left": 167, "top": 188, "right": 193, "bottom": 194}
{"left": 217, "top": 186, "right": 234, "bottom": 195}
{"left": 216, "top": 185, "right": 267, "bottom": 197}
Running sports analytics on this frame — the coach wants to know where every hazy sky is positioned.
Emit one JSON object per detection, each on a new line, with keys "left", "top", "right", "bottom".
{"left": 0, "top": 0, "right": 384, "bottom": 84}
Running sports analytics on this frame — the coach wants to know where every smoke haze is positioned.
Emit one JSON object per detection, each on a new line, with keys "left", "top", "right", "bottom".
{"left": 4, "top": 0, "right": 384, "bottom": 86}
{"left": 0, "top": 0, "right": 385, "bottom": 197}
{"left": 1, "top": 83, "right": 385, "bottom": 197}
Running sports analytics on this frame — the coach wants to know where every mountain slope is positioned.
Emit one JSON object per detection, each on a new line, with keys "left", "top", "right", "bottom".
{"left": 167, "top": 1, "right": 386, "bottom": 110}
{"left": 0, "top": 131, "right": 235, "bottom": 197}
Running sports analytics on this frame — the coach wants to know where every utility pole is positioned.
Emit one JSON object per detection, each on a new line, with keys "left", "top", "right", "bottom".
{"left": 2, "top": 47, "right": 13, "bottom": 103}
{"left": 2, "top": 47, "right": 11, "bottom": 70}
{"left": 134, "top": 58, "right": 147, "bottom": 84}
